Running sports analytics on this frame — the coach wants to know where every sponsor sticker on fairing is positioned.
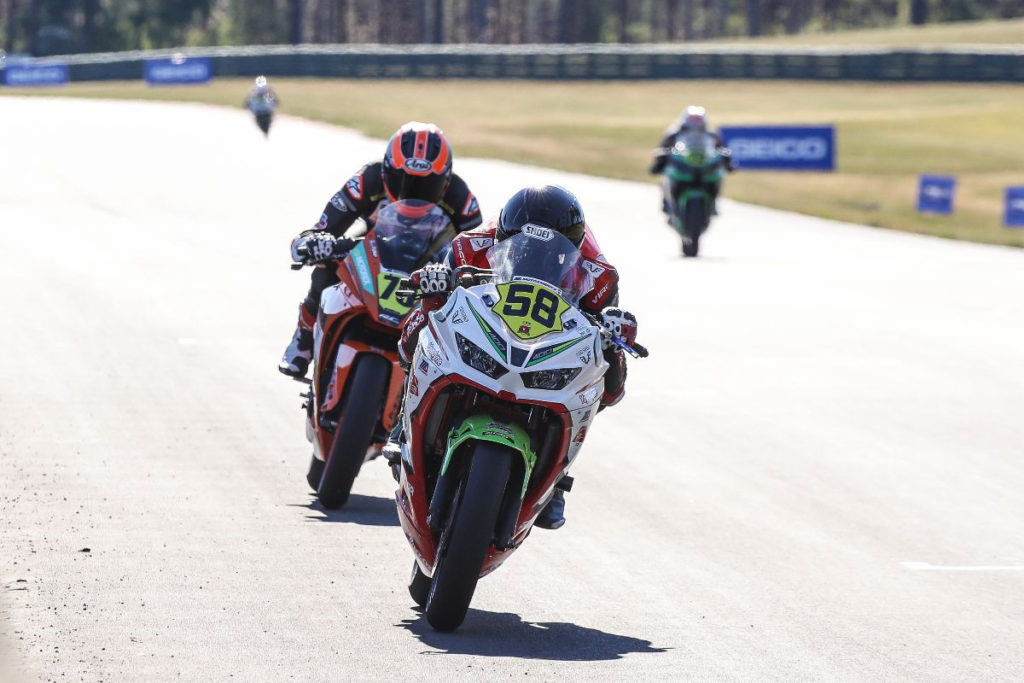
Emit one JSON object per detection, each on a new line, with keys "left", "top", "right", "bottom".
{"left": 469, "top": 237, "right": 493, "bottom": 251}
{"left": 522, "top": 224, "right": 554, "bottom": 241}
{"left": 423, "top": 338, "right": 444, "bottom": 366}
{"left": 482, "top": 423, "right": 514, "bottom": 440}
{"left": 573, "top": 426, "right": 588, "bottom": 444}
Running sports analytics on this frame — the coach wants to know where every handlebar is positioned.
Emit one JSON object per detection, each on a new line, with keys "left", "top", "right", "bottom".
{"left": 580, "top": 311, "right": 649, "bottom": 359}
{"left": 453, "top": 265, "right": 494, "bottom": 288}
{"left": 289, "top": 236, "right": 360, "bottom": 270}
{"left": 612, "top": 336, "right": 650, "bottom": 359}
{"left": 395, "top": 265, "right": 493, "bottom": 300}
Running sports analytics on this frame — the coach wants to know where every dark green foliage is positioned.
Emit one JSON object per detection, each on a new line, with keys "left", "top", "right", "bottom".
{"left": 1, "top": 0, "right": 1022, "bottom": 56}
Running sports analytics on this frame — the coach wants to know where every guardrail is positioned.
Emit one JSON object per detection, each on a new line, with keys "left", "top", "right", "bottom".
{"left": 4, "top": 44, "right": 1023, "bottom": 83}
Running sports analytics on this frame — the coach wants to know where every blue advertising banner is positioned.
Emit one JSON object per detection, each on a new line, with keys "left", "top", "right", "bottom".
{"left": 1004, "top": 187, "right": 1024, "bottom": 228}
{"left": 718, "top": 125, "right": 835, "bottom": 171}
{"left": 3, "top": 63, "right": 69, "bottom": 86}
{"left": 917, "top": 175, "right": 956, "bottom": 215}
{"left": 144, "top": 57, "right": 213, "bottom": 85}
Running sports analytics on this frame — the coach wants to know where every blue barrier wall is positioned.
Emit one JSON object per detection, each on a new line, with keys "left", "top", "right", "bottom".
{"left": 3, "top": 45, "right": 1022, "bottom": 83}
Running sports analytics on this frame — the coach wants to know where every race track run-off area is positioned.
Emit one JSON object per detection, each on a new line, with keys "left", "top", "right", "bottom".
{"left": 1, "top": 96, "right": 1023, "bottom": 682}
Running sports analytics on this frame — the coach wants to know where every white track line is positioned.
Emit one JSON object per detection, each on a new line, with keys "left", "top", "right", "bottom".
{"left": 901, "top": 562, "right": 1024, "bottom": 571}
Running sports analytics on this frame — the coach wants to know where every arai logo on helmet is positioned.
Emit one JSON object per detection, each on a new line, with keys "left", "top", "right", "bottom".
{"left": 404, "top": 158, "right": 433, "bottom": 173}
{"left": 522, "top": 224, "right": 554, "bottom": 241}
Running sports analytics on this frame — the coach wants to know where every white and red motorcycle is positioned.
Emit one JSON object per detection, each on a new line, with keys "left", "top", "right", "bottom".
{"left": 394, "top": 229, "right": 647, "bottom": 631}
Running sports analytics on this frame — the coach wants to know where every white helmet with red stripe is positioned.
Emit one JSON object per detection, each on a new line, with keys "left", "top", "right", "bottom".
{"left": 382, "top": 121, "right": 453, "bottom": 204}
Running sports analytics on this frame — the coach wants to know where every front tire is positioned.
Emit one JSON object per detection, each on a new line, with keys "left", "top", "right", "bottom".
{"left": 316, "top": 354, "right": 390, "bottom": 509}
{"left": 425, "top": 442, "right": 514, "bottom": 632}
{"left": 682, "top": 197, "right": 705, "bottom": 257}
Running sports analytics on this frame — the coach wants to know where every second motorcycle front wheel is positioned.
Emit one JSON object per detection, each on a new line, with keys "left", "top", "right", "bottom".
{"left": 316, "top": 353, "right": 390, "bottom": 509}
{"left": 425, "top": 442, "right": 514, "bottom": 632}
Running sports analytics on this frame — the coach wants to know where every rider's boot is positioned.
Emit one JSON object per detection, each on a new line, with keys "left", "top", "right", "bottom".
{"left": 534, "top": 476, "right": 574, "bottom": 530}
{"left": 381, "top": 420, "right": 404, "bottom": 482}
{"left": 382, "top": 381, "right": 410, "bottom": 481}
{"left": 535, "top": 490, "right": 567, "bottom": 530}
{"left": 278, "top": 306, "right": 315, "bottom": 378}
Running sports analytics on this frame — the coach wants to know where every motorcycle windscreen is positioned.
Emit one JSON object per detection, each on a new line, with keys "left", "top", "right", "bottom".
{"left": 672, "top": 130, "right": 718, "bottom": 168}
{"left": 373, "top": 200, "right": 455, "bottom": 274}
{"left": 486, "top": 231, "right": 594, "bottom": 306}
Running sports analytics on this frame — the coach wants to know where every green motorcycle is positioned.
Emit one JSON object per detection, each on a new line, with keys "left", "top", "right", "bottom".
{"left": 662, "top": 132, "right": 726, "bottom": 257}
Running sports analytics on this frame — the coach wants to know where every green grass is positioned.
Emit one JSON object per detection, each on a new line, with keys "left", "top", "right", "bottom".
{"left": 4, "top": 77, "right": 1023, "bottom": 247}
{"left": 712, "top": 17, "right": 1024, "bottom": 46}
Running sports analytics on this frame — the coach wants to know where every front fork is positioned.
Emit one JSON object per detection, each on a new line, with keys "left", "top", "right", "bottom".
{"left": 427, "top": 416, "right": 537, "bottom": 550}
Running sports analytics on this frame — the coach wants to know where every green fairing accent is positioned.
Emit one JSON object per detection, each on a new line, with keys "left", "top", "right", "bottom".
{"left": 677, "top": 189, "right": 708, "bottom": 205}
{"left": 468, "top": 302, "right": 508, "bottom": 362}
{"left": 525, "top": 335, "right": 587, "bottom": 367}
{"left": 667, "top": 169, "right": 696, "bottom": 182}
{"left": 442, "top": 415, "right": 537, "bottom": 498}
{"left": 667, "top": 167, "right": 723, "bottom": 183}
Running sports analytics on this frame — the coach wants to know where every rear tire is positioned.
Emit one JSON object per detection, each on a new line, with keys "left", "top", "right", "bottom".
{"left": 316, "top": 354, "right": 390, "bottom": 509}
{"left": 256, "top": 112, "right": 271, "bottom": 135}
{"left": 425, "top": 442, "right": 514, "bottom": 632}
{"left": 683, "top": 197, "right": 705, "bottom": 257}
{"left": 408, "top": 561, "right": 431, "bottom": 608}
{"left": 306, "top": 455, "right": 324, "bottom": 492}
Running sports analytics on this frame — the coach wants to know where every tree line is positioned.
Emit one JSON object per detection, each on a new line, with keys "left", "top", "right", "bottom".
{"left": 2, "top": 0, "right": 1021, "bottom": 57}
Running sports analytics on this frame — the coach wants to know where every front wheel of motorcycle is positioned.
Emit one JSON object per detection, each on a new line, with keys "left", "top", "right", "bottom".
{"left": 682, "top": 197, "right": 704, "bottom": 258}
{"left": 316, "top": 353, "right": 390, "bottom": 509}
{"left": 425, "top": 442, "right": 514, "bottom": 632}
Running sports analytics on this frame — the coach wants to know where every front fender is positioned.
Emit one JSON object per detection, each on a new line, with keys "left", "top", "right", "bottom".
{"left": 442, "top": 416, "right": 536, "bottom": 499}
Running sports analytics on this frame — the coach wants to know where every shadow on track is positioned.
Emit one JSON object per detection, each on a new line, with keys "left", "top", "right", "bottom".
{"left": 398, "top": 609, "right": 668, "bottom": 661}
{"left": 287, "top": 495, "right": 398, "bottom": 527}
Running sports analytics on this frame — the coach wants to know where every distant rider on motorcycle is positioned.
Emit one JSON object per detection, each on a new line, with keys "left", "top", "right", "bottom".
{"left": 649, "top": 105, "right": 734, "bottom": 214}
{"left": 279, "top": 121, "right": 482, "bottom": 378}
{"left": 392, "top": 184, "right": 638, "bottom": 530}
{"left": 245, "top": 76, "right": 278, "bottom": 134}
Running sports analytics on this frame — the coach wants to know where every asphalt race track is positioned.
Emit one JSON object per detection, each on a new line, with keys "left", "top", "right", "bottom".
{"left": 2, "top": 97, "right": 1023, "bottom": 682}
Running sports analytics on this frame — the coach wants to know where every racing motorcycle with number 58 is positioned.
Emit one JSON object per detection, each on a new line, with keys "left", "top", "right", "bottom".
{"left": 393, "top": 229, "right": 647, "bottom": 631}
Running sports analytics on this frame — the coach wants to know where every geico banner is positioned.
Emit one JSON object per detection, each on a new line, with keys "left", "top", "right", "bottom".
{"left": 719, "top": 126, "right": 836, "bottom": 171}
{"left": 3, "top": 63, "right": 69, "bottom": 86}
{"left": 144, "top": 57, "right": 213, "bottom": 85}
